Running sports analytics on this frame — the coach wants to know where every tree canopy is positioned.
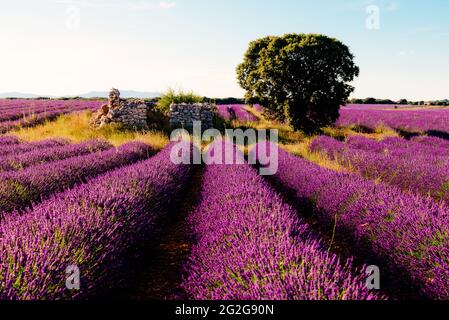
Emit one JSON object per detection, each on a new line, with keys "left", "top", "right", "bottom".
{"left": 237, "top": 33, "right": 359, "bottom": 133}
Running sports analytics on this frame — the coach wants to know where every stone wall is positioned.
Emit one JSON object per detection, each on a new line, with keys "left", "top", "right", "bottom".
{"left": 169, "top": 103, "right": 216, "bottom": 129}
{"left": 90, "top": 89, "right": 151, "bottom": 130}
{"left": 106, "top": 99, "right": 149, "bottom": 130}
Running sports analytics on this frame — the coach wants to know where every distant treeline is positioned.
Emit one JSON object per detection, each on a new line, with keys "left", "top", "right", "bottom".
{"left": 349, "top": 97, "right": 449, "bottom": 106}
{"left": 1, "top": 96, "right": 246, "bottom": 105}
{"left": 3, "top": 97, "right": 108, "bottom": 101}
{"left": 152, "top": 97, "right": 246, "bottom": 105}
{"left": 144, "top": 96, "right": 245, "bottom": 105}
{"left": 202, "top": 97, "right": 245, "bottom": 105}
{"left": 7, "top": 96, "right": 447, "bottom": 107}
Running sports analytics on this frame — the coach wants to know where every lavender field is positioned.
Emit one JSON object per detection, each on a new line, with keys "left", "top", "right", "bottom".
{"left": 0, "top": 97, "right": 449, "bottom": 303}
{"left": 0, "top": 99, "right": 103, "bottom": 133}
{"left": 216, "top": 104, "right": 262, "bottom": 122}
{"left": 337, "top": 106, "right": 449, "bottom": 137}
{"left": 3, "top": 1, "right": 449, "bottom": 317}
{"left": 257, "top": 141, "right": 449, "bottom": 299}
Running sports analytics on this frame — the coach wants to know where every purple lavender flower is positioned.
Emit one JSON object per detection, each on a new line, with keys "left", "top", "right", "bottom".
{"left": 0, "top": 136, "right": 21, "bottom": 145}
{"left": 0, "top": 139, "right": 69, "bottom": 157}
{"left": 256, "top": 142, "right": 449, "bottom": 299}
{"left": 311, "top": 135, "right": 449, "bottom": 203}
{"left": 182, "top": 140, "right": 382, "bottom": 300}
{"left": 0, "top": 100, "right": 102, "bottom": 133}
{"left": 0, "top": 142, "right": 153, "bottom": 215}
{"left": 216, "top": 105, "right": 258, "bottom": 122}
{"left": 0, "top": 140, "right": 112, "bottom": 172}
{"left": 337, "top": 107, "right": 449, "bottom": 134}
{"left": 0, "top": 142, "right": 193, "bottom": 300}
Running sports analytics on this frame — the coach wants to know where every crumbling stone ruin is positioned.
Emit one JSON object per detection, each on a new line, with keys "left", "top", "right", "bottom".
{"left": 169, "top": 103, "right": 216, "bottom": 129}
{"left": 90, "top": 88, "right": 150, "bottom": 130}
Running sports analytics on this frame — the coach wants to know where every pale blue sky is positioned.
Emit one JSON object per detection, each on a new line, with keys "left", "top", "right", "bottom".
{"left": 0, "top": 0, "right": 448, "bottom": 99}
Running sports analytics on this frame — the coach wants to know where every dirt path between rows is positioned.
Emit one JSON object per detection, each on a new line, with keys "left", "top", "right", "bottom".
{"left": 126, "top": 165, "right": 204, "bottom": 300}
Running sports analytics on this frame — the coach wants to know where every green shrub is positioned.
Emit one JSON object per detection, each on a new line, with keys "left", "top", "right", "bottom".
{"left": 157, "top": 88, "right": 203, "bottom": 114}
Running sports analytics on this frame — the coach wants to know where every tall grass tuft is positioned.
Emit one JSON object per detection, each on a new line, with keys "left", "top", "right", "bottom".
{"left": 157, "top": 88, "right": 204, "bottom": 114}
{"left": 11, "top": 111, "right": 169, "bottom": 150}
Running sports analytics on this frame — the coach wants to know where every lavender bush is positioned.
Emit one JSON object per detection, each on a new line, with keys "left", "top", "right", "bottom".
{"left": 311, "top": 136, "right": 449, "bottom": 203}
{"left": 0, "top": 142, "right": 153, "bottom": 215}
{"left": 411, "top": 135, "right": 449, "bottom": 149}
{"left": 0, "top": 135, "right": 21, "bottom": 145}
{"left": 217, "top": 105, "right": 258, "bottom": 122}
{"left": 0, "top": 139, "right": 69, "bottom": 157}
{"left": 345, "top": 135, "right": 449, "bottom": 158}
{"left": 0, "top": 140, "right": 112, "bottom": 172}
{"left": 255, "top": 142, "right": 449, "bottom": 299}
{"left": 0, "top": 100, "right": 101, "bottom": 133}
{"left": 337, "top": 107, "right": 449, "bottom": 134}
{"left": 182, "top": 141, "right": 381, "bottom": 300}
{"left": 343, "top": 104, "right": 415, "bottom": 110}
{"left": 0, "top": 99, "right": 103, "bottom": 121}
{"left": 0, "top": 143, "right": 193, "bottom": 299}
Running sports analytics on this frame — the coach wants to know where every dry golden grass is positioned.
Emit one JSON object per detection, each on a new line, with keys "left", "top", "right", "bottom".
{"left": 241, "top": 107, "right": 306, "bottom": 144}
{"left": 8, "top": 106, "right": 396, "bottom": 173}
{"left": 243, "top": 106, "right": 268, "bottom": 123}
{"left": 11, "top": 111, "right": 169, "bottom": 150}
{"left": 234, "top": 106, "right": 353, "bottom": 171}
{"left": 372, "top": 124, "right": 399, "bottom": 138}
{"left": 280, "top": 139, "right": 347, "bottom": 172}
{"left": 323, "top": 125, "right": 398, "bottom": 141}
{"left": 322, "top": 126, "right": 356, "bottom": 140}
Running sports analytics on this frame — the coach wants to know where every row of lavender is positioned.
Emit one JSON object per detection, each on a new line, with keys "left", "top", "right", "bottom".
{"left": 0, "top": 139, "right": 111, "bottom": 172}
{"left": 0, "top": 100, "right": 103, "bottom": 117}
{"left": 254, "top": 143, "right": 449, "bottom": 299}
{"left": 343, "top": 104, "right": 421, "bottom": 110}
{"left": 337, "top": 107, "right": 449, "bottom": 135}
{"left": 0, "top": 141, "right": 152, "bottom": 215}
{"left": 0, "top": 99, "right": 86, "bottom": 110}
{"left": 2, "top": 135, "right": 448, "bottom": 299}
{"left": 342, "top": 135, "right": 449, "bottom": 157}
{"left": 0, "top": 143, "right": 193, "bottom": 299}
{"left": 413, "top": 135, "right": 449, "bottom": 148}
{"left": 311, "top": 135, "right": 449, "bottom": 203}
{"left": 0, "top": 139, "right": 384, "bottom": 300}
{"left": 0, "top": 135, "right": 21, "bottom": 145}
{"left": 216, "top": 104, "right": 262, "bottom": 122}
{"left": 182, "top": 141, "right": 381, "bottom": 300}
{"left": 0, "top": 100, "right": 102, "bottom": 122}
{"left": 0, "top": 101, "right": 101, "bottom": 133}
{"left": 0, "top": 138, "right": 68, "bottom": 156}
{"left": 0, "top": 99, "right": 60, "bottom": 111}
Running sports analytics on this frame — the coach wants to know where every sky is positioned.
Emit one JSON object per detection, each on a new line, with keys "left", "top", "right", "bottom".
{"left": 0, "top": 0, "right": 448, "bottom": 100}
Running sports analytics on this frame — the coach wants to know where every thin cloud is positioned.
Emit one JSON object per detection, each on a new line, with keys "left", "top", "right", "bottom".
{"left": 397, "top": 50, "right": 414, "bottom": 57}
{"left": 48, "top": 0, "right": 100, "bottom": 7}
{"left": 47, "top": 0, "right": 176, "bottom": 11}
{"left": 385, "top": 1, "right": 399, "bottom": 12}
{"left": 129, "top": 1, "right": 177, "bottom": 11}
{"left": 341, "top": 0, "right": 400, "bottom": 12}
{"left": 158, "top": 1, "right": 176, "bottom": 9}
